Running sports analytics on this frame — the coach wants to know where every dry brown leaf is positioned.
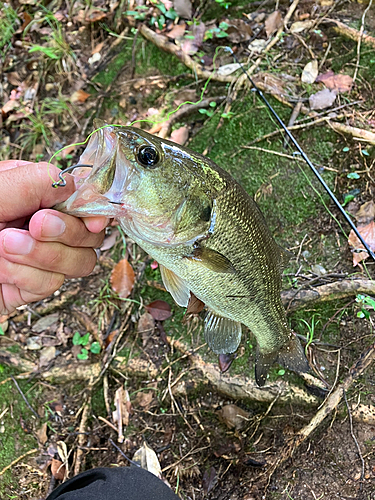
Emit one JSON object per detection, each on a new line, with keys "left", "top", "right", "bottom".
{"left": 70, "top": 89, "right": 90, "bottom": 103}
{"left": 85, "top": 8, "right": 108, "bottom": 22}
{"left": 348, "top": 221, "right": 375, "bottom": 266}
{"left": 170, "top": 126, "right": 189, "bottom": 145}
{"left": 309, "top": 88, "right": 336, "bottom": 110}
{"left": 100, "top": 228, "right": 120, "bottom": 251}
{"left": 217, "top": 404, "right": 250, "bottom": 431}
{"left": 226, "top": 18, "right": 253, "bottom": 43}
{"left": 36, "top": 422, "right": 48, "bottom": 445}
{"left": 110, "top": 259, "right": 135, "bottom": 298}
{"left": 166, "top": 22, "right": 186, "bottom": 39}
{"left": 354, "top": 200, "right": 375, "bottom": 226}
{"left": 145, "top": 300, "right": 172, "bottom": 321}
{"left": 186, "top": 293, "right": 205, "bottom": 314}
{"left": 202, "top": 467, "right": 217, "bottom": 494}
{"left": 138, "top": 312, "right": 155, "bottom": 346}
{"left": 316, "top": 70, "right": 353, "bottom": 92}
{"left": 265, "top": 10, "right": 283, "bottom": 38}
{"left": 135, "top": 390, "right": 154, "bottom": 409}
{"left": 132, "top": 442, "right": 162, "bottom": 478}
{"left": 301, "top": 60, "right": 318, "bottom": 84}
{"left": 181, "top": 21, "right": 205, "bottom": 55}
{"left": 51, "top": 458, "right": 66, "bottom": 481}
{"left": 174, "top": 0, "right": 192, "bottom": 18}
{"left": 290, "top": 20, "right": 314, "bottom": 33}
{"left": 352, "top": 403, "right": 375, "bottom": 425}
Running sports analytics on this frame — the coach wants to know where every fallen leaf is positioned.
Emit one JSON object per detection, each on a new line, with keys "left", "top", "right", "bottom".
{"left": 138, "top": 312, "right": 155, "bottom": 346}
{"left": 354, "top": 200, "right": 375, "bottom": 226}
{"left": 181, "top": 21, "right": 205, "bottom": 55}
{"left": 217, "top": 404, "right": 250, "bottom": 431}
{"left": 301, "top": 60, "right": 318, "bottom": 84}
{"left": 174, "top": 0, "right": 192, "bottom": 18}
{"left": 51, "top": 458, "right": 66, "bottom": 481}
{"left": 225, "top": 18, "right": 253, "bottom": 43}
{"left": 110, "top": 258, "right": 135, "bottom": 298}
{"left": 217, "top": 62, "right": 241, "bottom": 76}
{"left": 348, "top": 221, "right": 375, "bottom": 266}
{"left": 213, "top": 438, "right": 241, "bottom": 458}
{"left": 248, "top": 39, "right": 267, "bottom": 53}
{"left": 166, "top": 23, "right": 186, "bottom": 39}
{"left": 265, "top": 10, "right": 283, "bottom": 38}
{"left": 309, "top": 88, "right": 336, "bottom": 110}
{"left": 32, "top": 313, "right": 60, "bottom": 333}
{"left": 218, "top": 353, "right": 234, "bottom": 373}
{"left": 85, "top": 8, "right": 107, "bottom": 22}
{"left": 92, "top": 41, "right": 105, "bottom": 54}
{"left": 19, "top": 11, "right": 32, "bottom": 32}
{"left": 70, "top": 89, "right": 90, "bottom": 103}
{"left": 186, "top": 293, "right": 205, "bottom": 314}
{"left": 132, "top": 442, "right": 162, "bottom": 478}
{"left": 39, "top": 346, "right": 56, "bottom": 367}
{"left": 112, "top": 386, "right": 132, "bottom": 442}
{"left": 146, "top": 300, "right": 172, "bottom": 321}
{"left": 36, "top": 422, "right": 48, "bottom": 445}
{"left": 26, "top": 336, "right": 42, "bottom": 350}
{"left": 352, "top": 403, "right": 375, "bottom": 425}
{"left": 316, "top": 70, "right": 353, "bottom": 92}
{"left": 290, "top": 19, "right": 314, "bottom": 33}
{"left": 243, "top": 456, "right": 266, "bottom": 467}
{"left": 100, "top": 228, "right": 120, "bottom": 251}
{"left": 170, "top": 126, "right": 189, "bottom": 145}
{"left": 135, "top": 390, "right": 154, "bottom": 409}
{"left": 202, "top": 467, "right": 217, "bottom": 494}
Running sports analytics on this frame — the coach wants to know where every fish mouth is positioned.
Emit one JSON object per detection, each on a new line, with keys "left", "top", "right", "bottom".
{"left": 55, "top": 124, "right": 132, "bottom": 218}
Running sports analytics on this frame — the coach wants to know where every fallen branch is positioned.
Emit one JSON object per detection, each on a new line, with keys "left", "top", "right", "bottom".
{"left": 0, "top": 448, "right": 39, "bottom": 477}
{"left": 266, "top": 342, "right": 375, "bottom": 480}
{"left": 281, "top": 278, "right": 375, "bottom": 311}
{"left": 322, "top": 18, "right": 375, "bottom": 49}
{"left": 329, "top": 121, "right": 375, "bottom": 145}
{"left": 73, "top": 393, "right": 91, "bottom": 476}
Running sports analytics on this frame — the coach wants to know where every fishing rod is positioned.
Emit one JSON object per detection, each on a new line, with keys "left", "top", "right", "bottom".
{"left": 228, "top": 48, "right": 375, "bottom": 263}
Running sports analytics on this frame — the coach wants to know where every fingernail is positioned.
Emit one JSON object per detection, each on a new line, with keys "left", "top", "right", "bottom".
{"left": 3, "top": 230, "right": 34, "bottom": 255}
{"left": 41, "top": 213, "right": 66, "bottom": 237}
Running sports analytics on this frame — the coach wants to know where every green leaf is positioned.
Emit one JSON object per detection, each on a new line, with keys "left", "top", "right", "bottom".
{"left": 29, "top": 45, "right": 60, "bottom": 60}
{"left": 80, "top": 332, "right": 90, "bottom": 346}
{"left": 219, "top": 21, "right": 229, "bottom": 30}
{"left": 90, "top": 342, "right": 101, "bottom": 354}
{"left": 77, "top": 348, "right": 89, "bottom": 360}
{"left": 165, "top": 8, "right": 178, "bottom": 20}
{"left": 342, "top": 146, "right": 350, "bottom": 152}
{"left": 347, "top": 172, "right": 360, "bottom": 179}
{"left": 342, "top": 193, "right": 355, "bottom": 206}
{"left": 209, "top": 101, "right": 217, "bottom": 107}
{"left": 362, "top": 150, "right": 370, "bottom": 156}
{"left": 72, "top": 332, "right": 81, "bottom": 345}
{"left": 363, "top": 296, "right": 375, "bottom": 310}
{"left": 198, "top": 108, "right": 208, "bottom": 114}
{"left": 278, "top": 369, "right": 285, "bottom": 376}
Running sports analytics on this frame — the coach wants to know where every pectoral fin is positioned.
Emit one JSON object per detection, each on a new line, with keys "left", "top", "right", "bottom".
{"left": 204, "top": 310, "right": 242, "bottom": 354}
{"left": 186, "top": 245, "right": 236, "bottom": 274}
{"left": 255, "top": 333, "right": 310, "bottom": 387}
{"left": 160, "top": 265, "right": 190, "bottom": 307}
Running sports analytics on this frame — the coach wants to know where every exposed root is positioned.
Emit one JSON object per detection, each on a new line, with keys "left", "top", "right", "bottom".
{"left": 73, "top": 392, "right": 92, "bottom": 477}
{"left": 329, "top": 121, "right": 375, "bottom": 145}
{"left": 322, "top": 18, "right": 375, "bottom": 50}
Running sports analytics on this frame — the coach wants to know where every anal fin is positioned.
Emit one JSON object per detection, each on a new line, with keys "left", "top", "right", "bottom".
{"left": 204, "top": 310, "right": 242, "bottom": 354}
{"left": 160, "top": 265, "right": 190, "bottom": 307}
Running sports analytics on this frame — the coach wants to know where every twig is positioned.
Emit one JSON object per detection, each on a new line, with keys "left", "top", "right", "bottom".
{"left": 343, "top": 389, "right": 365, "bottom": 482}
{"left": 329, "top": 121, "right": 375, "bottom": 145}
{"left": 239, "top": 145, "right": 306, "bottom": 161}
{"left": 322, "top": 18, "right": 375, "bottom": 49}
{"left": 353, "top": 0, "right": 373, "bottom": 83}
{"left": 73, "top": 393, "right": 92, "bottom": 476}
{"left": 266, "top": 342, "right": 375, "bottom": 481}
{"left": 11, "top": 376, "right": 40, "bottom": 420}
{"left": 0, "top": 448, "right": 39, "bottom": 476}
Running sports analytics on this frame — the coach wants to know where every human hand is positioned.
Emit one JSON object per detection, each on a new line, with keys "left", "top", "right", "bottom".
{"left": 0, "top": 160, "right": 109, "bottom": 315}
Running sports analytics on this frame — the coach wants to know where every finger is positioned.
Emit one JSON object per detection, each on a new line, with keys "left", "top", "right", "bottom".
{"left": 0, "top": 160, "right": 34, "bottom": 172}
{"left": 0, "top": 258, "right": 65, "bottom": 315}
{"left": 29, "top": 210, "right": 105, "bottom": 247}
{"left": 0, "top": 229, "right": 98, "bottom": 278}
{"left": 0, "top": 162, "right": 77, "bottom": 223}
{"left": 83, "top": 216, "right": 110, "bottom": 233}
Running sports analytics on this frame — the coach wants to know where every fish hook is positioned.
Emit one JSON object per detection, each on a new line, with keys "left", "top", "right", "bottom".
{"left": 52, "top": 164, "right": 93, "bottom": 188}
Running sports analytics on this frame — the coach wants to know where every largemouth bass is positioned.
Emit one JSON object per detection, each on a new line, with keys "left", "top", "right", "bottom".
{"left": 55, "top": 123, "right": 309, "bottom": 386}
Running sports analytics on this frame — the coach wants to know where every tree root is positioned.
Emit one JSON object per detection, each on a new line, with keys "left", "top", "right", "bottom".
{"left": 322, "top": 18, "right": 375, "bottom": 49}
{"left": 281, "top": 278, "right": 375, "bottom": 311}
{"left": 329, "top": 121, "right": 375, "bottom": 145}
{"left": 266, "top": 342, "right": 375, "bottom": 483}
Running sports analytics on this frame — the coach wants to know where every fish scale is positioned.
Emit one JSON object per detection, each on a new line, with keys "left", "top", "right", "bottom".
{"left": 55, "top": 123, "right": 310, "bottom": 386}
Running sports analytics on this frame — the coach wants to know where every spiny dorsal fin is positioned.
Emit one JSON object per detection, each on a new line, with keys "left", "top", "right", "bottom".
{"left": 160, "top": 265, "right": 190, "bottom": 307}
{"left": 204, "top": 310, "right": 242, "bottom": 354}
{"left": 186, "top": 245, "right": 236, "bottom": 274}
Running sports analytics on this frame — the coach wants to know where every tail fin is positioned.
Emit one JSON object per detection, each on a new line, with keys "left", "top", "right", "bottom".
{"left": 255, "top": 334, "right": 310, "bottom": 387}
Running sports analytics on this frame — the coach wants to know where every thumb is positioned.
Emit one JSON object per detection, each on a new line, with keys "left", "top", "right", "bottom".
{"left": 0, "top": 162, "right": 77, "bottom": 223}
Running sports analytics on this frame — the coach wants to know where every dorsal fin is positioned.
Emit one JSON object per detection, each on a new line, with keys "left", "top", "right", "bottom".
{"left": 160, "top": 265, "right": 190, "bottom": 307}
{"left": 204, "top": 310, "right": 242, "bottom": 354}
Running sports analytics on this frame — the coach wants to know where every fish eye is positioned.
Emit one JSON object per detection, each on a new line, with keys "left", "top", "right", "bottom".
{"left": 137, "top": 145, "right": 160, "bottom": 168}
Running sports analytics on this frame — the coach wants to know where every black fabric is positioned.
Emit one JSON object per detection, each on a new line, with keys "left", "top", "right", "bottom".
{"left": 46, "top": 466, "right": 180, "bottom": 500}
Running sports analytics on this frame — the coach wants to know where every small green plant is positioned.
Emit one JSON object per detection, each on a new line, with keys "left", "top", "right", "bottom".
{"left": 356, "top": 294, "right": 375, "bottom": 319}
{"left": 0, "top": 325, "right": 4, "bottom": 336}
{"left": 199, "top": 101, "right": 217, "bottom": 118}
{"left": 72, "top": 332, "right": 101, "bottom": 360}
{"left": 215, "top": 0, "right": 232, "bottom": 9}
{"left": 299, "top": 314, "right": 320, "bottom": 355}
{"left": 28, "top": 24, "right": 75, "bottom": 73}
{"left": 204, "top": 21, "right": 229, "bottom": 40}
{"left": 0, "top": 2, "right": 18, "bottom": 56}
{"left": 347, "top": 172, "right": 360, "bottom": 179}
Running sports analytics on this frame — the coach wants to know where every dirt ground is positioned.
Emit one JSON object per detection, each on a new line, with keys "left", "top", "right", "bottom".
{"left": 1, "top": 0, "right": 375, "bottom": 499}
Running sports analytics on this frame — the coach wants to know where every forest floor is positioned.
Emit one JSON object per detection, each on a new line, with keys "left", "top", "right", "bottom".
{"left": 1, "top": 0, "right": 375, "bottom": 499}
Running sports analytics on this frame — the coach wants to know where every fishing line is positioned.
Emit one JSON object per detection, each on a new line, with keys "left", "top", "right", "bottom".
{"left": 48, "top": 45, "right": 225, "bottom": 185}
{"left": 227, "top": 48, "right": 375, "bottom": 262}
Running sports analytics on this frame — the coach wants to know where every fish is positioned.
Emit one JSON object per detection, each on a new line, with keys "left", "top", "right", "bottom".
{"left": 55, "top": 122, "right": 310, "bottom": 386}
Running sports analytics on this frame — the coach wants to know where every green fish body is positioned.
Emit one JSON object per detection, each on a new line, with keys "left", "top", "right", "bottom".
{"left": 55, "top": 124, "right": 309, "bottom": 385}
